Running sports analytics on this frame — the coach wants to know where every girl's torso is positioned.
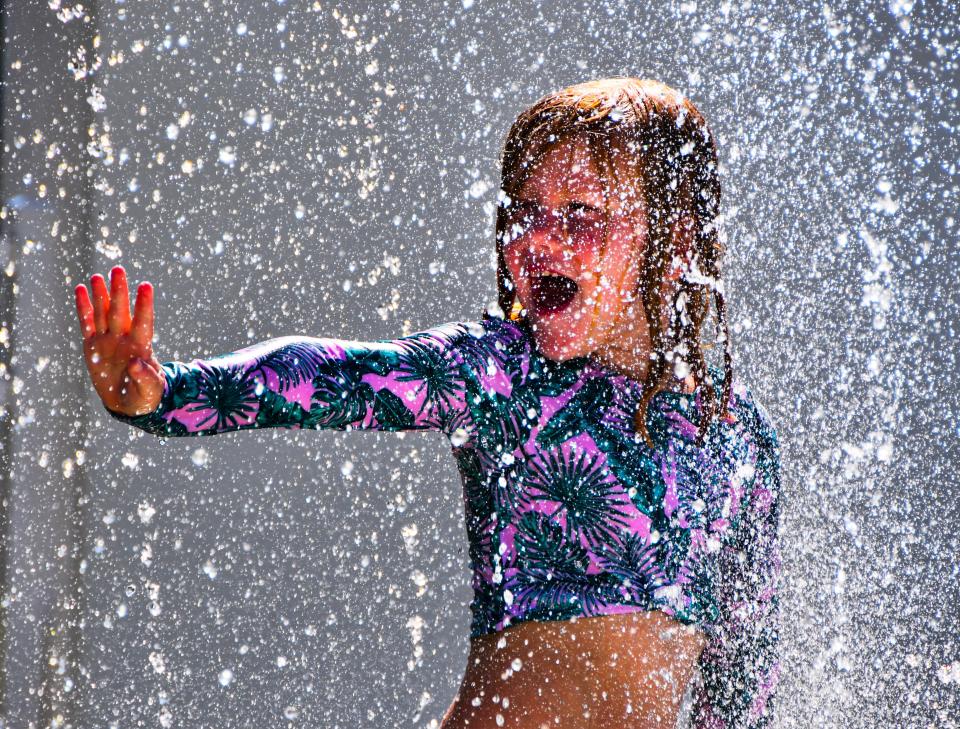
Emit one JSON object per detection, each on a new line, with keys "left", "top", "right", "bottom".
{"left": 448, "top": 317, "right": 765, "bottom": 640}
{"left": 437, "top": 316, "right": 778, "bottom": 727}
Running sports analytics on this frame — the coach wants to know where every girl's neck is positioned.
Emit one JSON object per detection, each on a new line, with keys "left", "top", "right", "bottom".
{"left": 506, "top": 313, "right": 696, "bottom": 395}
{"left": 588, "top": 350, "right": 695, "bottom": 394}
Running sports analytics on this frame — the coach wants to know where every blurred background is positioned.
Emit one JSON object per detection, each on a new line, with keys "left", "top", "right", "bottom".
{"left": 1, "top": 1, "right": 958, "bottom": 727}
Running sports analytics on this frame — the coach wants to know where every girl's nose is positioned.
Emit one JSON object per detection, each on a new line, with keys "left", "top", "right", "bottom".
{"left": 522, "top": 232, "right": 574, "bottom": 269}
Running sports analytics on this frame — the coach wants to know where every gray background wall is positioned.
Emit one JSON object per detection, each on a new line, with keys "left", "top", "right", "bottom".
{"left": 2, "top": 0, "right": 958, "bottom": 727}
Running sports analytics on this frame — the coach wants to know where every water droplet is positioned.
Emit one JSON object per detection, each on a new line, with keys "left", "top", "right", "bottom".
{"left": 191, "top": 447, "right": 209, "bottom": 467}
{"left": 449, "top": 428, "right": 469, "bottom": 447}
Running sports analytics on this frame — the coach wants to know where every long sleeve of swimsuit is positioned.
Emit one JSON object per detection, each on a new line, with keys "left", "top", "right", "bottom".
{"left": 689, "top": 399, "right": 782, "bottom": 728}
{"left": 103, "top": 320, "right": 487, "bottom": 438}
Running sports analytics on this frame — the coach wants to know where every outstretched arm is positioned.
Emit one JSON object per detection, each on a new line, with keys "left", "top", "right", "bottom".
{"left": 76, "top": 266, "right": 482, "bottom": 439}
{"left": 105, "top": 324, "right": 480, "bottom": 438}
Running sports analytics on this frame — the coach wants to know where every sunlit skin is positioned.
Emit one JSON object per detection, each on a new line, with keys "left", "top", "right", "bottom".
{"left": 74, "top": 268, "right": 165, "bottom": 417}
{"left": 501, "top": 134, "right": 694, "bottom": 391}
{"left": 444, "top": 612, "right": 708, "bottom": 728}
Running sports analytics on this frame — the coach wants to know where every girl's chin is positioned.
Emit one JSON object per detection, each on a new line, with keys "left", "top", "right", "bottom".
{"left": 528, "top": 325, "right": 593, "bottom": 361}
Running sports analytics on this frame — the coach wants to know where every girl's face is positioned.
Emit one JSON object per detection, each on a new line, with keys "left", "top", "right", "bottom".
{"left": 501, "top": 135, "right": 667, "bottom": 371}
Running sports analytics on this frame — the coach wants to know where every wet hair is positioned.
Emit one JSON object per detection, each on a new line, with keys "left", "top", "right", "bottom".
{"left": 482, "top": 77, "right": 732, "bottom": 448}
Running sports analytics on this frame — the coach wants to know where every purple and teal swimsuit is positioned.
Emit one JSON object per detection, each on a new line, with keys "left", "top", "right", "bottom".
{"left": 107, "top": 312, "right": 782, "bottom": 727}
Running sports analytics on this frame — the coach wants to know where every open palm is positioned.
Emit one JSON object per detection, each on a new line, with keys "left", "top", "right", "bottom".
{"left": 74, "top": 265, "right": 165, "bottom": 416}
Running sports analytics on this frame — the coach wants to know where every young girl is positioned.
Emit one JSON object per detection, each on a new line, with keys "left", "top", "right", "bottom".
{"left": 75, "top": 78, "right": 781, "bottom": 728}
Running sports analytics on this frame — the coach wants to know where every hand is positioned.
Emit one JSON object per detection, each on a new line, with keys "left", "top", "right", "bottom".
{"left": 75, "top": 265, "right": 165, "bottom": 416}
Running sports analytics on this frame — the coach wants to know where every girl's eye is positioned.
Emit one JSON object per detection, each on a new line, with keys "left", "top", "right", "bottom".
{"left": 501, "top": 201, "right": 543, "bottom": 241}
{"left": 565, "top": 203, "right": 604, "bottom": 236}
{"left": 499, "top": 199, "right": 604, "bottom": 245}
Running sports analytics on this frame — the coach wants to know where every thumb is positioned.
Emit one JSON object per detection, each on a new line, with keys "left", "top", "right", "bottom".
{"left": 125, "top": 357, "right": 163, "bottom": 410}
{"left": 128, "top": 357, "right": 160, "bottom": 387}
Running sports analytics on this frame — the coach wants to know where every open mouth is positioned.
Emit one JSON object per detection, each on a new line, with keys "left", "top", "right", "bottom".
{"left": 530, "top": 273, "right": 579, "bottom": 314}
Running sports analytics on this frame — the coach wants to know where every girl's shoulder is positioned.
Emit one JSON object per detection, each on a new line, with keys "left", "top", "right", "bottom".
{"left": 443, "top": 313, "right": 533, "bottom": 355}
{"left": 423, "top": 313, "right": 530, "bottom": 346}
{"left": 374, "top": 315, "right": 529, "bottom": 358}
{"left": 447, "top": 313, "right": 533, "bottom": 384}
{"left": 401, "top": 315, "right": 532, "bottom": 392}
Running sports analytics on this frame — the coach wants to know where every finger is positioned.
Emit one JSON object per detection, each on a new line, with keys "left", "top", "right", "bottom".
{"left": 108, "top": 265, "right": 132, "bottom": 335}
{"left": 75, "top": 284, "right": 96, "bottom": 340}
{"left": 90, "top": 274, "right": 109, "bottom": 334}
{"left": 131, "top": 281, "right": 154, "bottom": 348}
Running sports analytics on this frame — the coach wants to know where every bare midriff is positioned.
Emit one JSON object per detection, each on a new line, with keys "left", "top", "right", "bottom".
{"left": 440, "top": 611, "right": 708, "bottom": 729}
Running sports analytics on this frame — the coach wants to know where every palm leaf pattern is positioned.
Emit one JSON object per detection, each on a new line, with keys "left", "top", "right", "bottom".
{"left": 524, "top": 446, "right": 631, "bottom": 549}
{"left": 306, "top": 356, "right": 378, "bottom": 429}
{"left": 491, "top": 454, "right": 538, "bottom": 514}
{"left": 181, "top": 362, "right": 259, "bottom": 432}
{"left": 509, "top": 512, "right": 622, "bottom": 618}
{"left": 455, "top": 449, "right": 495, "bottom": 568}
{"left": 250, "top": 339, "right": 332, "bottom": 391}
{"left": 382, "top": 334, "right": 464, "bottom": 417}
{"left": 537, "top": 375, "right": 669, "bottom": 517}
{"left": 458, "top": 315, "right": 530, "bottom": 390}
{"left": 527, "top": 357, "right": 586, "bottom": 398}
{"left": 255, "top": 387, "right": 310, "bottom": 429}
{"left": 468, "top": 576, "right": 507, "bottom": 638}
{"left": 468, "top": 387, "right": 539, "bottom": 471}
{"left": 444, "top": 405, "right": 476, "bottom": 447}
{"left": 460, "top": 324, "right": 548, "bottom": 467}
{"left": 594, "top": 532, "right": 666, "bottom": 602}
{"left": 371, "top": 386, "right": 419, "bottom": 430}
{"left": 165, "top": 361, "right": 202, "bottom": 410}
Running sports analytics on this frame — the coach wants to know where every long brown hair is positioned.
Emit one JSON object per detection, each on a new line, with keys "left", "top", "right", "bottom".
{"left": 483, "top": 77, "right": 732, "bottom": 448}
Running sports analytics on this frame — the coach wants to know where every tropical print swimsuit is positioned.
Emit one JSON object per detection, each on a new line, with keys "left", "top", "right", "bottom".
{"left": 107, "top": 313, "right": 782, "bottom": 727}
